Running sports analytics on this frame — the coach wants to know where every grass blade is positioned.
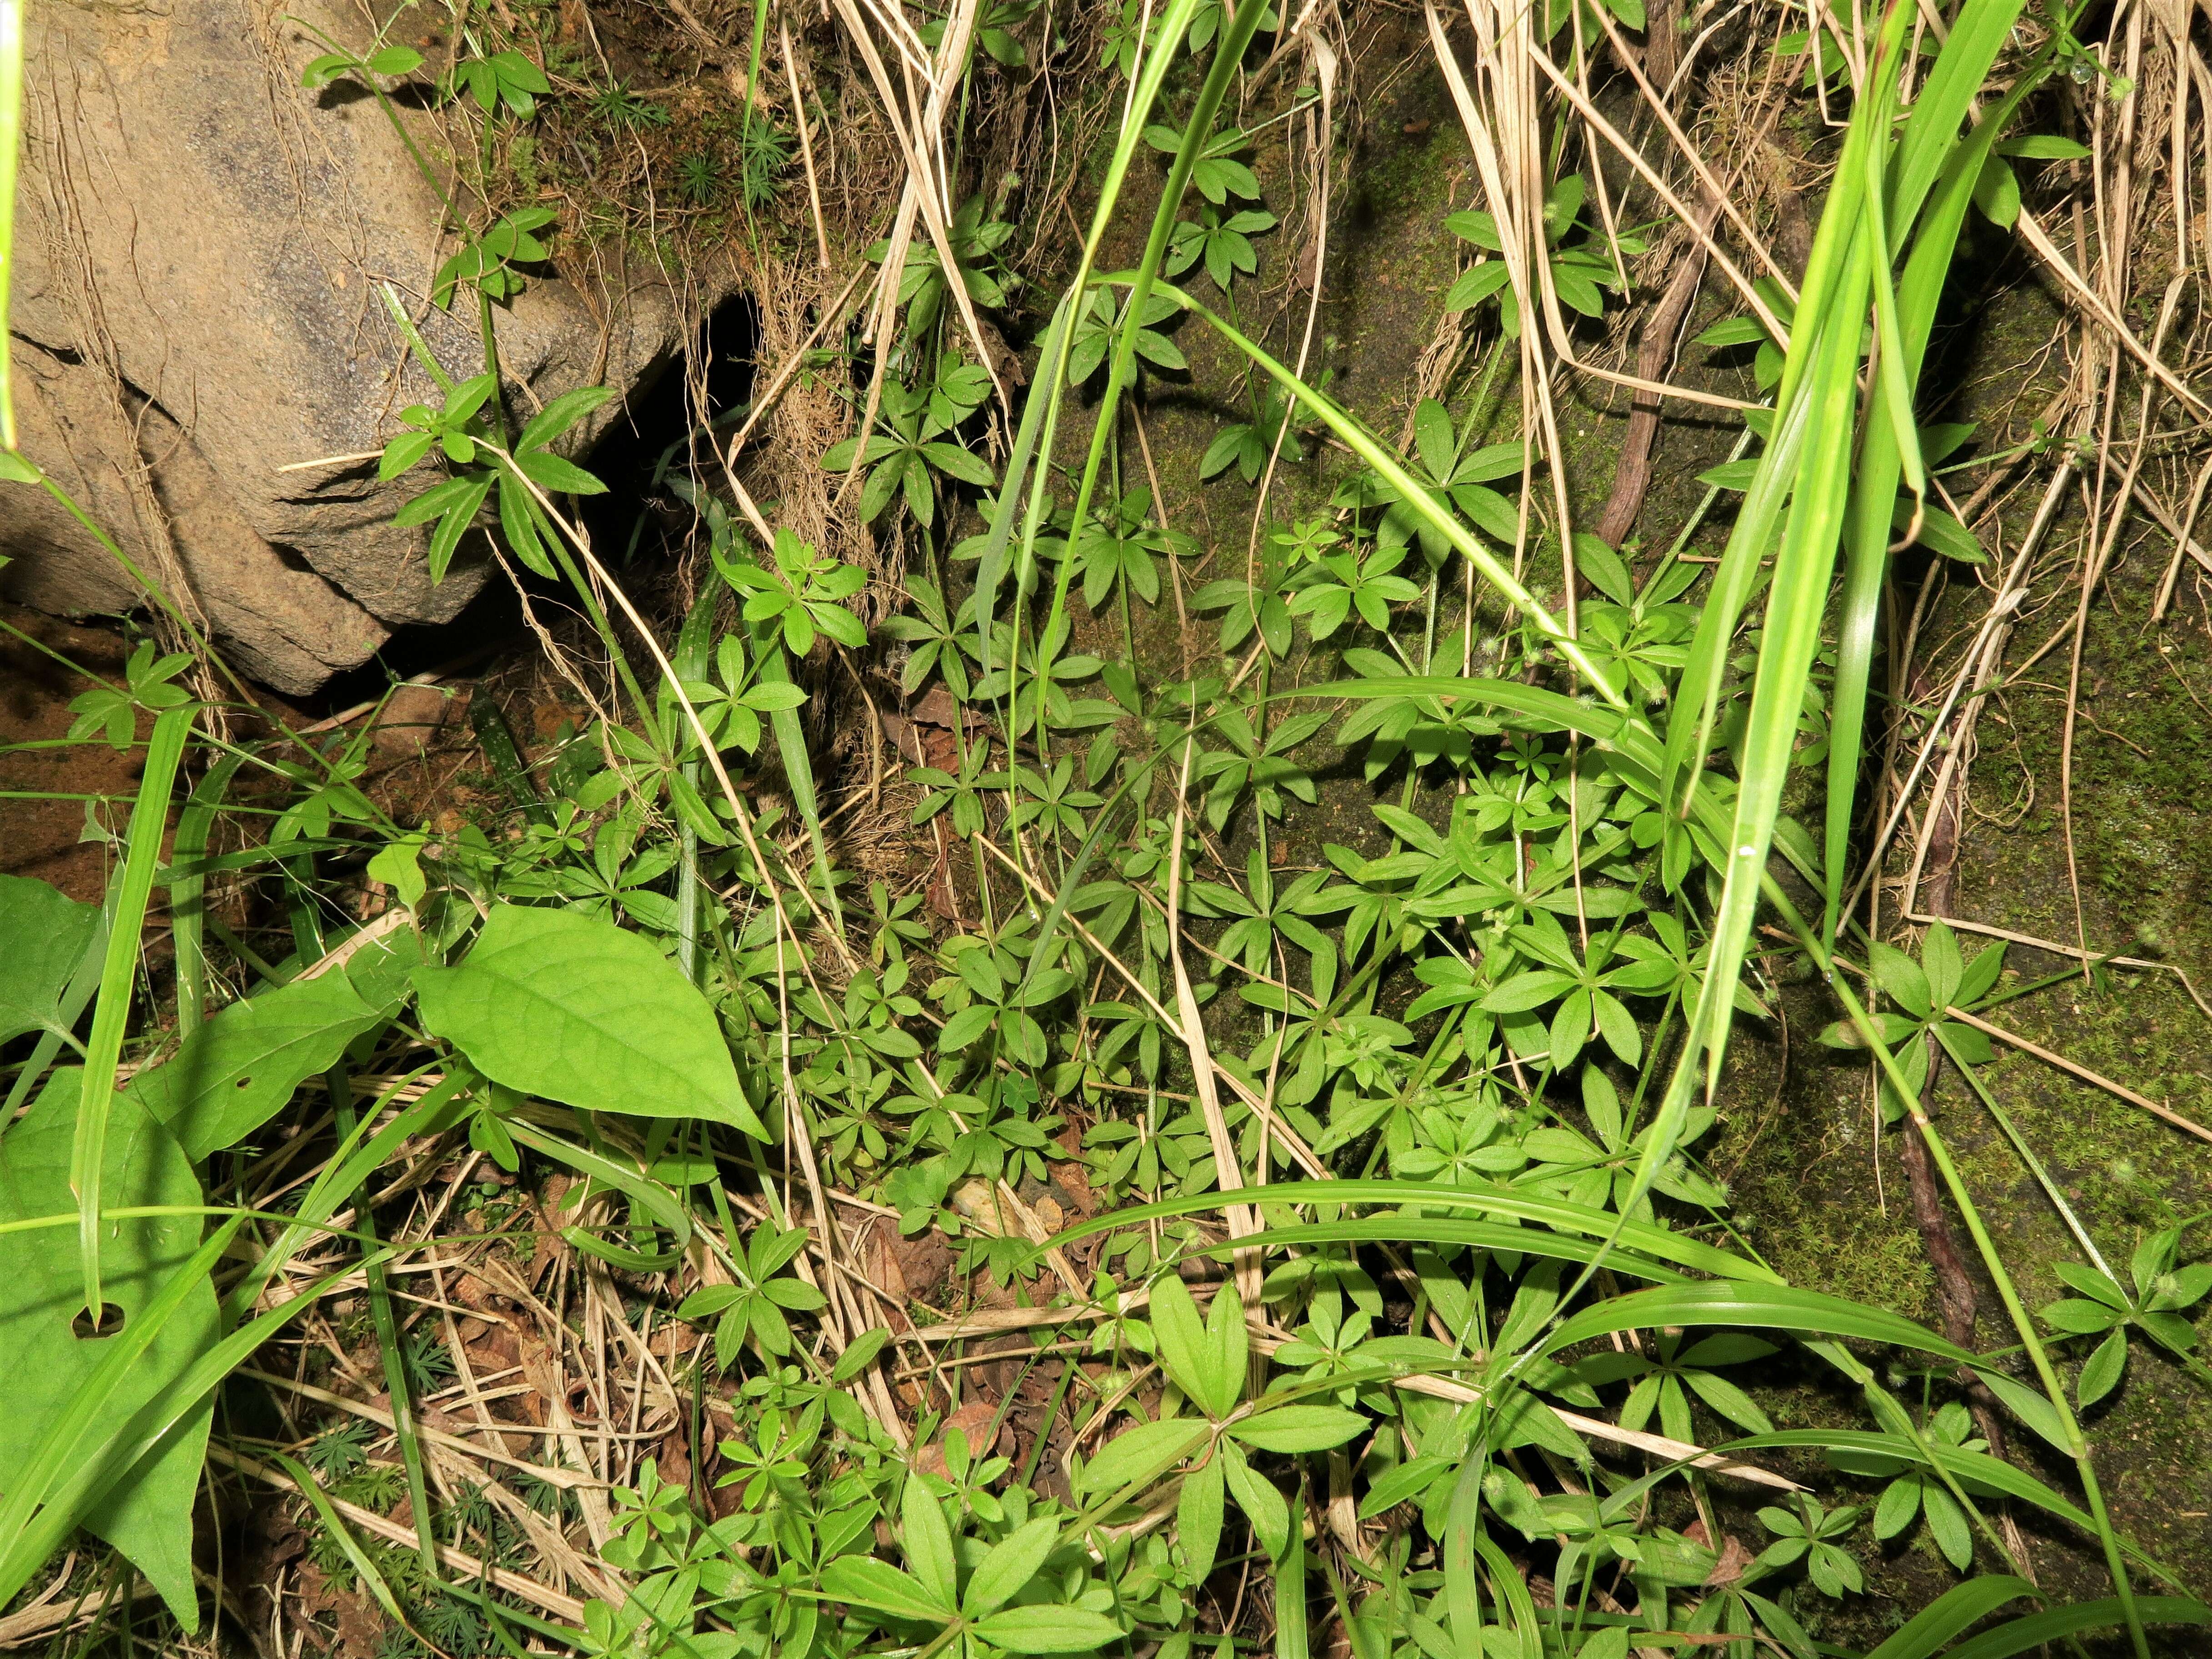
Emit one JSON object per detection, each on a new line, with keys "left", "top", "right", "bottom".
{"left": 1542, "top": 1281, "right": 1977, "bottom": 1365}
{"left": 1033, "top": 1179, "right": 1782, "bottom": 1282}
{"left": 972, "top": 0, "right": 1205, "bottom": 679}
{"left": 168, "top": 753, "right": 243, "bottom": 1039}
{"left": 1167, "top": 290, "right": 1626, "bottom": 701}
{"left": 71, "top": 703, "right": 195, "bottom": 1320}
{"left": 1025, "top": 0, "right": 1276, "bottom": 739}
{"left": 266, "top": 1449, "right": 422, "bottom": 1641}
{"left": 1860, "top": 1577, "right": 2035, "bottom": 1659}
{"left": 1939, "top": 1599, "right": 2212, "bottom": 1659}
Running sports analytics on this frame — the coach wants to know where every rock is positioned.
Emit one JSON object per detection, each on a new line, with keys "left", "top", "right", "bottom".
{"left": 0, "top": 0, "right": 695, "bottom": 692}
{"left": 367, "top": 680, "right": 464, "bottom": 757}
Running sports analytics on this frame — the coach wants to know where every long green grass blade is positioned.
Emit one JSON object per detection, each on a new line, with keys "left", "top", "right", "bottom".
{"left": 1860, "top": 1577, "right": 2036, "bottom": 1659}
{"left": 268, "top": 1448, "right": 422, "bottom": 1639}
{"left": 1939, "top": 1599, "right": 2212, "bottom": 1659}
{"left": 1025, "top": 0, "right": 1273, "bottom": 734}
{"left": 1033, "top": 1179, "right": 1780, "bottom": 1283}
{"left": 72, "top": 703, "right": 195, "bottom": 1319}
{"left": 1823, "top": 52, "right": 2045, "bottom": 937}
{"left": 1543, "top": 1281, "right": 1977, "bottom": 1365}
{"left": 972, "top": 0, "right": 1204, "bottom": 677}
{"left": 1171, "top": 293, "right": 1625, "bottom": 701}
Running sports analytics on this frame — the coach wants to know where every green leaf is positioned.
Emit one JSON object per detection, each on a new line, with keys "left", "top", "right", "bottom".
{"left": 1925, "top": 1484, "right": 1974, "bottom": 1570}
{"left": 1482, "top": 970, "right": 1577, "bottom": 1013}
{"left": 1859, "top": 1577, "right": 2033, "bottom": 1659}
{"left": 1972, "top": 1367, "right": 2071, "bottom": 1452}
{"left": 833, "top": 1327, "right": 891, "bottom": 1382}
{"left": 1973, "top": 153, "right": 2021, "bottom": 226}
{"left": 301, "top": 51, "right": 352, "bottom": 88}
{"left": 1544, "top": 1283, "right": 1974, "bottom": 1364}
{"left": 1203, "top": 1279, "right": 1249, "bottom": 1419}
{"left": 1893, "top": 501, "right": 1985, "bottom": 563}
{"left": 132, "top": 958, "right": 411, "bottom": 1161}
{"left": 413, "top": 904, "right": 768, "bottom": 1135}
{"left": 1228, "top": 1403, "right": 1368, "bottom": 1454}
{"left": 973, "top": 1606, "right": 1126, "bottom": 1653}
{"left": 514, "top": 450, "right": 608, "bottom": 496}
{"left": 1178, "top": 1455, "right": 1225, "bottom": 1583}
{"left": 940, "top": 1004, "right": 998, "bottom": 1052}
{"left": 0, "top": 1072, "right": 218, "bottom": 1625}
{"left": 1920, "top": 922, "right": 1963, "bottom": 1010}
{"left": 1222, "top": 1438, "right": 1289, "bottom": 1561}
{"left": 2077, "top": 1327, "right": 2127, "bottom": 1408}
{"left": 1997, "top": 134, "right": 2090, "bottom": 160}
{"left": 0, "top": 875, "right": 100, "bottom": 1045}
{"left": 821, "top": 1555, "right": 949, "bottom": 1621}
{"left": 1150, "top": 1273, "right": 1238, "bottom": 1419}
{"left": 1695, "top": 459, "right": 1762, "bottom": 491}
{"left": 1074, "top": 1417, "right": 1208, "bottom": 1496}
{"left": 518, "top": 385, "right": 614, "bottom": 450}
{"left": 964, "top": 1516, "right": 1060, "bottom": 1615}
{"left": 1695, "top": 316, "right": 1771, "bottom": 347}
{"left": 901, "top": 1473, "right": 959, "bottom": 1608}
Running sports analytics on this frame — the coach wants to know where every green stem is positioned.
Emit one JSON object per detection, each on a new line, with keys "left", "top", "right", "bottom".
{"left": 1817, "top": 945, "right": 2150, "bottom": 1659}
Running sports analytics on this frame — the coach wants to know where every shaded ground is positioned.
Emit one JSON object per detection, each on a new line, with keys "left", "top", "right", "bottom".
{"left": 2, "top": 603, "right": 142, "bottom": 901}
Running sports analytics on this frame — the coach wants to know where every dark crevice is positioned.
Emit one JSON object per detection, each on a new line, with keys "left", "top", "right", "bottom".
{"left": 577, "top": 291, "right": 762, "bottom": 564}
{"left": 298, "top": 292, "right": 763, "bottom": 717}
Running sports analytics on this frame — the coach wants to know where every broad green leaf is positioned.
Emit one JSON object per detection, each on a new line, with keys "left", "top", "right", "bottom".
{"left": 517, "top": 385, "right": 614, "bottom": 451}
{"left": 132, "top": 955, "right": 412, "bottom": 1161}
{"left": 1150, "top": 1272, "right": 1238, "bottom": 1419}
{"left": 821, "top": 1555, "right": 948, "bottom": 1621}
{"left": 1973, "top": 1366, "right": 2071, "bottom": 1451}
{"left": 964, "top": 1516, "right": 1059, "bottom": 1615}
{"left": 0, "top": 1072, "right": 217, "bottom": 1624}
{"left": 1074, "top": 1416, "right": 1208, "bottom": 1496}
{"left": 833, "top": 1327, "right": 891, "bottom": 1382}
{"left": 0, "top": 875, "right": 98, "bottom": 1045}
{"left": 1178, "top": 1455, "right": 1225, "bottom": 1583}
{"left": 2077, "top": 1327, "right": 2127, "bottom": 1408}
{"left": 901, "top": 1473, "right": 959, "bottom": 1609}
{"left": 972, "top": 1606, "right": 1126, "bottom": 1653}
{"left": 1222, "top": 1438, "right": 1290, "bottom": 1560}
{"left": 1998, "top": 134, "right": 2090, "bottom": 160}
{"left": 413, "top": 904, "right": 768, "bottom": 1136}
{"left": 1203, "top": 1279, "right": 1249, "bottom": 1420}
{"left": 1229, "top": 1403, "right": 1368, "bottom": 1454}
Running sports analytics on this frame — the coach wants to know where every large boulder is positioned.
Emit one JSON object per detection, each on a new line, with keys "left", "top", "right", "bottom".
{"left": 1, "top": 0, "right": 685, "bottom": 692}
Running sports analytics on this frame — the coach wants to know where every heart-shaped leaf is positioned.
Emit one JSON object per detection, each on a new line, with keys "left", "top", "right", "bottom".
{"left": 0, "top": 1072, "right": 218, "bottom": 1624}
{"left": 414, "top": 905, "right": 768, "bottom": 1136}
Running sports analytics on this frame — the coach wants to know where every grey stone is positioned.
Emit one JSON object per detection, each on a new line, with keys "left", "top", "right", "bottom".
{"left": 0, "top": 0, "right": 689, "bottom": 692}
